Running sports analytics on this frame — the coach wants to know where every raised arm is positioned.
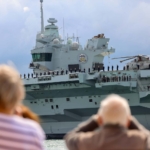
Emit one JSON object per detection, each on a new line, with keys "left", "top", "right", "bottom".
{"left": 64, "top": 115, "right": 99, "bottom": 150}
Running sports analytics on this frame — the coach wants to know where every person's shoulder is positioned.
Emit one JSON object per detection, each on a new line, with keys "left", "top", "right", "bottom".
{"left": 14, "top": 116, "right": 45, "bottom": 139}
{"left": 126, "top": 130, "right": 148, "bottom": 149}
{"left": 127, "top": 130, "right": 147, "bottom": 140}
{"left": 14, "top": 115, "right": 37, "bottom": 126}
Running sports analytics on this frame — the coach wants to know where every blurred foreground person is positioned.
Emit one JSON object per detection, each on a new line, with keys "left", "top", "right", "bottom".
{"left": 0, "top": 65, "right": 45, "bottom": 150}
{"left": 15, "top": 104, "right": 40, "bottom": 123}
{"left": 65, "top": 94, "right": 150, "bottom": 150}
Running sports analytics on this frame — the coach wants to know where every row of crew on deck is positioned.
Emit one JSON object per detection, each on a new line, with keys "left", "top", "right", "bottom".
{"left": 100, "top": 75, "right": 132, "bottom": 83}
{"left": 21, "top": 64, "right": 141, "bottom": 79}
{"left": 21, "top": 69, "right": 87, "bottom": 79}
{"left": 21, "top": 66, "right": 113, "bottom": 79}
{"left": 93, "top": 65, "right": 127, "bottom": 71}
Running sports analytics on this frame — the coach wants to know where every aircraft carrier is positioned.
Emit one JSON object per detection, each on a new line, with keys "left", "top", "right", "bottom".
{"left": 22, "top": 0, "right": 150, "bottom": 139}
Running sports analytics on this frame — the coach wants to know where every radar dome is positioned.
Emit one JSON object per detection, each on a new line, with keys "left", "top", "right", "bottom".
{"left": 53, "top": 38, "right": 60, "bottom": 44}
{"left": 40, "top": 34, "right": 44, "bottom": 38}
{"left": 71, "top": 42, "right": 79, "bottom": 50}
{"left": 67, "top": 39, "right": 72, "bottom": 45}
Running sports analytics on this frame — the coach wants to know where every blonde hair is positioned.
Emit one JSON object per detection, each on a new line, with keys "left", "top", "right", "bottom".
{"left": 98, "top": 94, "right": 131, "bottom": 126}
{"left": 0, "top": 65, "right": 25, "bottom": 109}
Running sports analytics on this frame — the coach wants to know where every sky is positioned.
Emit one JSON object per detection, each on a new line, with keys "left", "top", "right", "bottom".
{"left": 0, "top": 0, "right": 150, "bottom": 74}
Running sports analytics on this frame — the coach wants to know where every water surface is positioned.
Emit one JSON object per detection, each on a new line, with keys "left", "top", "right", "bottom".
{"left": 44, "top": 140, "right": 68, "bottom": 150}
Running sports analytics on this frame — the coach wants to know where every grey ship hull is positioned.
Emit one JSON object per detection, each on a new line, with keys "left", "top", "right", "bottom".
{"left": 24, "top": 71, "right": 150, "bottom": 139}
{"left": 19, "top": 0, "right": 150, "bottom": 139}
{"left": 24, "top": 1, "right": 150, "bottom": 138}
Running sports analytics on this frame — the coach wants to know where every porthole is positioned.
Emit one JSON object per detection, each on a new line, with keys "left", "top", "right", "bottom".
{"left": 89, "top": 99, "right": 93, "bottom": 102}
{"left": 66, "top": 98, "right": 70, "bottom": 101}
{"left": 50, "top": 99, "right": 53, "bottom": 102}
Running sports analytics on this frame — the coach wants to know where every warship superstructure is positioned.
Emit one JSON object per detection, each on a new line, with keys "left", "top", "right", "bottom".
{"left": 23, "top": 0, "right": 150, "bottom": 139}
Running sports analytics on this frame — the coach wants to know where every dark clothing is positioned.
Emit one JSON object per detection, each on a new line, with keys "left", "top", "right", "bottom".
{"left": 64, "top": 116, "right": 150, "bottom": 150}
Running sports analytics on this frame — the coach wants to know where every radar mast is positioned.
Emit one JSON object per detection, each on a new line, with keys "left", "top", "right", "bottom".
{"left": 40, "top": 0, "right": 44, "bottom": 33}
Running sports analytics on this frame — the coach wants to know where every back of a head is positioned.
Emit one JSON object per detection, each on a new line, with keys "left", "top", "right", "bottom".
{"left": 99, "top": 94, "right": 131, "bottom": 126}
{"left": 0, "top": 65, "right": 25, "bottom": 110}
